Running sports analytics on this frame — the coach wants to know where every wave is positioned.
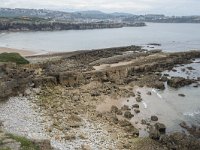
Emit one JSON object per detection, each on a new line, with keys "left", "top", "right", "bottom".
{"left": 142, "top": 101, "right": 147, "bottom": 109}
{"left": 183, "top": 110, "right": 200, "bottom": 117}
{"left": 152, "top": 88, "right": 162, "bottom": 99}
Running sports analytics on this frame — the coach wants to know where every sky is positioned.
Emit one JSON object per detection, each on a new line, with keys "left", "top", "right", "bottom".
{"left": 0, "top": 0, "right": 200, "bottom": 16}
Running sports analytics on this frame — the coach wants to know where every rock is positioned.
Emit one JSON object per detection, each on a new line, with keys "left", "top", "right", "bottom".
{"left": 0, "top": 121, "right": 3, "bottom": 127}
{"left": 72, "top": 95, "right": 80, "bottom": 101}
{"left": 124, "top": 125, "right": 139, "bottom": 137}
{"left": 32, "top": 139, "right": 53, "bottom": 150}
{"left": 111, "top": 115, "right": 119, "bottom": 124}
{"left": 123, "top": 143, "right": 131, "bottom": 149}
{"left": 134, "top": 109, "right": 140, "bottom": 113}
{"left": 124, "top": 111, "right": 134, "bottom": 119}
{"left": 178, "top": 94, "right": 186, "bottom": 97}
{"left": 151, "top": 116, "right": 158, "bottom": 121}
{"left": 149, "top": 125, "right": 160, "bottom": 140}
{"left": 141, "top": 119, "right": 146, "bottom": 124}
{"left": 90, "top": 90, "right": 100, "bottom": 96}
{"left": 96, "top": 112, "right": 103, "bottom": 118}
{"left": 119, "top": 120, "right": 132, "bottom": 127}
{"left": 64, "top": 133, "right": 76, "bottom": 140}
{"left": 116, "top": 110, "right": 123, "bottom": 115}
{"left": 155, "top": 123, "right": 166, "bottom": 134}
{"left": 81, "top": 144, "right": 92, "bottom": 150}
{"left": 172, "top": 69, "right": 177, "bottom": 72}
{"left": 24, "top": 89, "right": 32, "bottom": 96}
{"left": 79, "top": 133, "right": 88, "bottom": 139}
{"left": 110, "top": 105, "right": 119, "bottom": 113}
{"left": 136, "top": 96, "right": 142, "bottom": 102}
{"left": 153, "top": 81, "right": 165, "bottom": 90}
{"left": 147, "top": 91, "right": 152, "bottom": 95}
{"left": 121, "top": 105, "right": 130, "bottom": 111}
{"left": 132, "top": 104, "right": 139, "bottom": 108}
{"left": 181, "top": 68, "right": 186, "bottom": 72}
{"left": 179, "top": 121, "right": 188, "bottom": 129}
{"left": 193, "top": 84, "right": 198, "bottom": 88}
{"left": 187, "top": 66, "right": 195, "bottom": 70}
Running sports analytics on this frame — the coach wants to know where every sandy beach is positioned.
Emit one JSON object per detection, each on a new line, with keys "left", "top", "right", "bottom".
{"left": 0, "top": 47, "right": 36, "bottom": 56}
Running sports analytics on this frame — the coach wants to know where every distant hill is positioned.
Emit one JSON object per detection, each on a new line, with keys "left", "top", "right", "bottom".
{"left": 0, "top": 8, "right": 134, "bottom": 20}
{"left": 110, "top": 12, "right": 134, "bottom": 17}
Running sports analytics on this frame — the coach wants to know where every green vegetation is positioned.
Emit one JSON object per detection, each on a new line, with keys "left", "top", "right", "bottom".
{"left": 0, "top": 53, "right": 29, "bottom": 64}
{"left": 6, "top": 134, "right": 39, "bottom": 150}
{"left": 0, "top": 148, "right": 11, "bottom": 150}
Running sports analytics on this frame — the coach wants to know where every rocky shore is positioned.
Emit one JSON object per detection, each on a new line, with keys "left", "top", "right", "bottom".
{"left": 0, "top": 46, "right": 200, "bottom": 149}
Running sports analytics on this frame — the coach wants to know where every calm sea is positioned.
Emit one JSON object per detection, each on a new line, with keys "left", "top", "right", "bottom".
{"left": 0, "top": 23, "right": 200, "bottom": 53}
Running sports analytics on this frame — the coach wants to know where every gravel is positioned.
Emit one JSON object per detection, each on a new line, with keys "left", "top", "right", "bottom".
{"left": 0, "top": 94, "right": 117, "bottom": 150}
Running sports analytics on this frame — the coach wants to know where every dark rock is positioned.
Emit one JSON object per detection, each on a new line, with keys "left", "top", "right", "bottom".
{"left": 149, "top": 125, "right": 160, "bottom": 140}
{"left": 179, "top": 121, "right": 188, "bottom": 129}
{"left": 147, "top": 91, "right": 152, "bottom": 95}
{"left": 187, "top": 66, "right": 195, "bottom": 70}
{"left": 116, "top": 110, "right": 123, "bottom": 115}
{"left": 178, "top": 94, "right": 186, "bottom": 97}
{"left": 141, "top": 119, "right": 147, "bottom": 125}
{"left": 134, "top": 109, "right": 140, "bottom": 114}
{"left": 136, "top": 96, "right": 142, "bottom": 102}
{"left": 124, "top": 111, "right": 134, "bottom": 119}
{"left": 155, "top": 123, "right": 166, "bottom": 134}
{"left": 121, "top": 105, "right": 130, "bottom": 111}
{"left": 172, "top": 69, "right": 177, "bottom": 72}
{"left": 132, "top": 104, "right": 139, "bottom": 108}
{"left": 151, "top": 116, "right": 158, "bottom": 121}
{"left": 193, "top": 84, "right": 198, "bottom": 88}
{"left": 111, "top": 116, "right": 119, "bottom": 124}
{"left": 110, "top": 106, "right": 119, "bottom": 113}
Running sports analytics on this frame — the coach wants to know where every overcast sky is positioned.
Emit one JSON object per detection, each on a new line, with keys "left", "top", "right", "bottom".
{"left": 0, "top": 0, "right": 200, "bottom": 15}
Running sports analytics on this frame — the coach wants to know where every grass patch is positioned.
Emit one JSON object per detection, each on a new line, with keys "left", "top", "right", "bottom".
{"left": 6, "top": 134, "right": 39, "bottom": 150}
{"left": 0, "top": 53, "right": 29, "bottom": 64}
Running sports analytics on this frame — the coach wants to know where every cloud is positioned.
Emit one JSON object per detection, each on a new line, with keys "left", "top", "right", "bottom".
{"left": 0, "top": 0, "right": 200, "bottom": 15}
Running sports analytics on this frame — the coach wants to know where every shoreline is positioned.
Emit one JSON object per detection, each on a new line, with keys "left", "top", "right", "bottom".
{"left": 0, "top": 47, "right": 37, "bottom": 57}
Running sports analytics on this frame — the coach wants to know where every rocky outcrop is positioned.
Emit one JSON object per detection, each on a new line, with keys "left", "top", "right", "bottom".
{"left": 167, "top": 77, "right": 195, "bottom": 88}
{"left": 0, "top": 64, "right": 34, "bottom": 101}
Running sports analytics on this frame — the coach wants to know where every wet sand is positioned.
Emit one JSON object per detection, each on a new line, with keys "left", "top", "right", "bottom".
{"left": 0, "top": 47, "right": 36, "bottom": 56}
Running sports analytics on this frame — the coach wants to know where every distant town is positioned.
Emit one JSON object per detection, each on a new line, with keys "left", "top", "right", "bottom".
{"left": 0, "top": 8, "right": 200, "bottom": 23}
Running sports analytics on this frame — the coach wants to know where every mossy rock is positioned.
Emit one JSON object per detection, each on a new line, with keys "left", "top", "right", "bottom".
{"left": 0, "top": 53, "right": 29, "bottom": 64}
